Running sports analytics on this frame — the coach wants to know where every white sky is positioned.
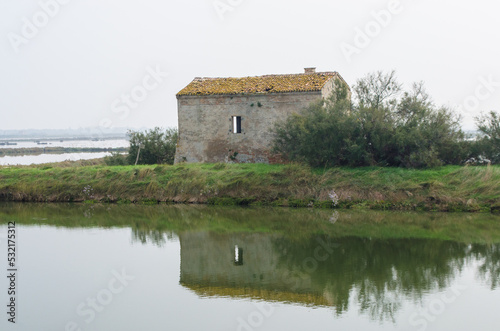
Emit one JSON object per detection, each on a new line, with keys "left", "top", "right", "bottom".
{"left": 1, "top": 0, "right": 499, "bottom": 131}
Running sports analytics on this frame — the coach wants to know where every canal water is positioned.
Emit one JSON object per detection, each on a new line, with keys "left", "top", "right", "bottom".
{"left": 0, "top": 152, "right": 114, "bottom": 166}
{"left": 0, "top": 203, "right": 499, "bottom": 331}
{"left": 0, "top": 139, "right": 129, "bottom": 166}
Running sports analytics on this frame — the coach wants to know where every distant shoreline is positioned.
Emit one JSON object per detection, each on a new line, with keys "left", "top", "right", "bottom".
{"left": 0, "top": 147, "right": 128, "bottom": 157}
{"left": 0, "top": 136, "right": 128, "bottom": 143}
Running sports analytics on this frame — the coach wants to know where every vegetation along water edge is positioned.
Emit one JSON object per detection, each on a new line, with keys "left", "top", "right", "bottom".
{"left": 0, "top": 160, "right": 499, "bottom": 213}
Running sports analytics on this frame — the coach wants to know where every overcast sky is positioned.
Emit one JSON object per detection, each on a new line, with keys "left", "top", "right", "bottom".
{"left": 1, "top": 0, "right": 499, "bottom": 131}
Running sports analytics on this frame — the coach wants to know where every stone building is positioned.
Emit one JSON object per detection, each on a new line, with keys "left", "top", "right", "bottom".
{"left": 174, "top": 68, "right": 349, "bottom": 164}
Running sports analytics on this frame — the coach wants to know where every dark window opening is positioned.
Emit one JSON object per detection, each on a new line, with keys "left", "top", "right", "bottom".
{"left": 234, "top": 245, "right": 243, "bottom": 266}
{"left": 232, "top": 116, "right": 242, "bottom": 134}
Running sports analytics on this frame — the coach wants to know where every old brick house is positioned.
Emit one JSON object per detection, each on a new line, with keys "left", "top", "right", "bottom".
{"left": 174, "top": 68, "right": 349, "bottom": 164}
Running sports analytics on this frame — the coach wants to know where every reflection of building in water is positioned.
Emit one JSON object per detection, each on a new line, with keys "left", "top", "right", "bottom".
{"left": 179, "top": 231, "right": 334, "bottom": 306}
{"left": 179, "top": 230, "right": 480, "bottom": 318}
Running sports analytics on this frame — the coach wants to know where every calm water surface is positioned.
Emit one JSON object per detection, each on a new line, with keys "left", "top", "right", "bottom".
{"left": 0, "top": 204, "right": 499, "bottom": 331}
{"left": 0, "top": 139, "right": 128, "bottom": 165}
{"left": 0, "top": 139, "right": 129, "bottom": 149}
{"left": 0, "top": 152, "right": 113, "bottom": 166}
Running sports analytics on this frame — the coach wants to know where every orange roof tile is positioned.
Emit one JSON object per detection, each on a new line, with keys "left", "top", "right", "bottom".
{"left": 177, "top": 72, "right": 338, "bottom": 96}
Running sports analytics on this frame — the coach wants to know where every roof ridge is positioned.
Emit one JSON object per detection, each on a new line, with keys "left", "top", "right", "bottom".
{"left": 193, "top": 72, "right": 337, "bottom": 81}
{"left": 178, "top": 71, "right": 342, "bottom": 96}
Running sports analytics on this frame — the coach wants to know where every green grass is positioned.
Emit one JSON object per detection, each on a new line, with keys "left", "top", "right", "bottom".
{"left": 0, "top": 161, "right": 499, "bottom": 212}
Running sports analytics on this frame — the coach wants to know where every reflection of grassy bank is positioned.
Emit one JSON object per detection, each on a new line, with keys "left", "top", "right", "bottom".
{"left": 1, "top": 203, "right": 500, "bottom": 244}
{"left": 0, "top": 163, "right": 499, "bottom": 212}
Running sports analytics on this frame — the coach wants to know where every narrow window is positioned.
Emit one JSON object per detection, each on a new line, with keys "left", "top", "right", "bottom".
{"left": 232, "top": 116, "right": 242, "bottom": 134}
{"left": 234, "top": 245, "right": 243, "bottom": 265}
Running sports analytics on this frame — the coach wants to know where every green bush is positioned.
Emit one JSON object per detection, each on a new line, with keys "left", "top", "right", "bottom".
{"left": 104, "top": 152, "right": 128, "bottom": 166}
{"left": 474, "top": 111, "right": 500, "bottom": 164}
{"left": 273, "top": 71, "right": 467, "bottom": 168}
{"left": 127, "top": 127, "right": 178, "bottom": 165}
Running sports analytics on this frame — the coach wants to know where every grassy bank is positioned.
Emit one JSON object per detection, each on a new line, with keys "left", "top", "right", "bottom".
{"left": 0, "top": 161, "right": 499, "bottom": 212}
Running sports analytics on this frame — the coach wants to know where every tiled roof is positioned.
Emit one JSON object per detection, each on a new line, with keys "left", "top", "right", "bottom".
{"left": 177, "top": 72, "right": 338, "bottom": 96}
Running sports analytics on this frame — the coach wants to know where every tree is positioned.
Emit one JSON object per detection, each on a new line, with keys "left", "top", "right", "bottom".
{"left": 272, "top": 71, "right": 467, "bottom": 168}
{"left": 273, "top": 78, "right": 356, "bottom": 167}
{"left": 474, "top": 111, "right": 500, "bottom": 163}
{"left": 127, "top": 127, "right": 178, "bottom": 165}
{"left": 390, "top": 83, "right": 466, "bottom": 167}
{"left": 353, "top": 70, "right": 401, "bottom": 110}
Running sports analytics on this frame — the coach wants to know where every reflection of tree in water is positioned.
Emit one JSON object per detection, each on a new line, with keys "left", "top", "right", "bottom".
{"left": 129, "top": 223, "right": 500, "bottom": 323}
{"left": 131, "top": 227, "right": 176, "bottom": 246}
{"left": 274, "top": 237, "right": 471, "bottom": 322}
{"left": 471, "top": 244, "right": 500, "bottom": 290}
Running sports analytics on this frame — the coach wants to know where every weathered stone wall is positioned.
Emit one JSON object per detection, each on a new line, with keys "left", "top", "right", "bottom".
{"left": 321, "top": 75, "right": 352, "bottom": 100}
{"left": 174, "top": 91, "right": 323, "bottom": 163}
